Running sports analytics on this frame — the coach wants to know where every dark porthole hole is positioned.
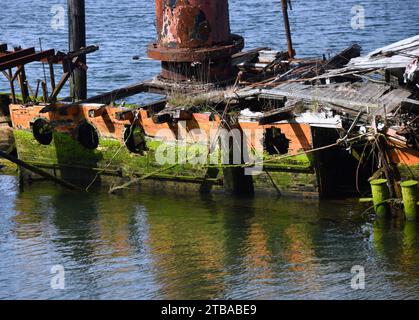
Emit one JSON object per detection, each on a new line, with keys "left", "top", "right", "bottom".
{"left": 124, "top": 125, "right": 147, "bottom": 154}
{"left": 264, "top": 127, "right": 290, "bottom": 155}
{"left": 32, "top": 118, "right": 53, "bottom": 145}
{"left": 78, "top": 122, "right": 99, "bottom": 150}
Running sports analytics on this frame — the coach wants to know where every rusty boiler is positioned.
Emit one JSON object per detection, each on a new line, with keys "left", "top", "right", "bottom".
{"left": 147, "top": 0, "right": 244, "bottom": 84}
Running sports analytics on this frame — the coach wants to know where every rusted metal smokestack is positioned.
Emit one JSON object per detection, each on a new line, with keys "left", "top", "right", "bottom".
{"left": 148, "top": 0, "right": 244, "bottom": 83}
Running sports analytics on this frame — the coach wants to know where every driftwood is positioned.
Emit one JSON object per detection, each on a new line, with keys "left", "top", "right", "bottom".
{"left": 324, "top": 44, "right": 362, "bottom": 70}
{"left": 82, "top": 82, "right": 146, "bottom": 104}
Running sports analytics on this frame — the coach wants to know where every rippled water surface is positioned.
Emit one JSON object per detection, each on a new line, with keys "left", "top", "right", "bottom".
{"left": 1, "top": 0, "right": 419, "bottom": 300}
{"left": 0, "top": 175, "right": 419, "bottom": 300}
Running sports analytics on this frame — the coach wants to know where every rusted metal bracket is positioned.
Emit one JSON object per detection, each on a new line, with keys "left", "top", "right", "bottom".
{"left": 147, "top": 0, "right": 244, "bottom": 83}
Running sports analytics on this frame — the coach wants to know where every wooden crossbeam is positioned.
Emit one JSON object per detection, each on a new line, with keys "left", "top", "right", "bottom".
{"left": 0, "top": 49, "right": 55, "bottom": 71}
{"left": 0, "top": 47, "right": 35, "bottom": 64}
{"left": 48, "top": 72, "right": 71, "bottom": 103}
{"left": 47, "top": 45, "right": 99, "bottom": 64}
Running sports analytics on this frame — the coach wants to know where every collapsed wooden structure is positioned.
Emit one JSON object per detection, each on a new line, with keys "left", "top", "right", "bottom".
{"left": 0, "top": 1, "right": 418, "bottom": 216}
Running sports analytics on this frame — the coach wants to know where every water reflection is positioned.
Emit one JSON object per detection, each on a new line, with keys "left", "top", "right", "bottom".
{"left": 1, "top": 177, "right": 418, "bottom": 299}
{"left": 373, "top": 220, "right": 419, "bottom": 282}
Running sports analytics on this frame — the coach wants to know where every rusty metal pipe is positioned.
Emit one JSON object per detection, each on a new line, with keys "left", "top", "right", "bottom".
{"left": 148, "top": 0, "right": 244, "bottom": 83}
{"left": 281, "top": 0, "right": 295, "bottom": 59}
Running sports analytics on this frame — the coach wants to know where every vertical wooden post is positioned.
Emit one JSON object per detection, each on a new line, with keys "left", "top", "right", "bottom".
{"left": 17, "top": 66, "right": 29, "bottom": 103}
{"left": 14, "top": 47, "right": 30, "bottom": 103}
{"left": 370, "top": 179, "right": 390, "bottom": 218}
{"left": 49, "top": 62, "right": 56, "bottom": 92}
{"left": 8, "top": 69, "right": 16, "bottom": 104}
{"left": 281, "top": 0, "right": 295, "bottom": 58}
{"left": 68, "top": 0, "right": 87, "bottom": 101}
{"left": 401, "top": 180, "right": 418, "bottom": 221}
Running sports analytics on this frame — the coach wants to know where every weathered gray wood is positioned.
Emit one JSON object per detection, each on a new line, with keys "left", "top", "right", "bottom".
{"left": 375, "top": 89, "right": 412, "bottom": 116}
{"left": 231, "top": 47, "right": 269, "bottom": 66}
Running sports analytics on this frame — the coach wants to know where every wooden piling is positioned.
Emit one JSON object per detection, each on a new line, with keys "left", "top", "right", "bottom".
{"left": 400, "top": 180, "right": 418, "bottom": 221}
{"left": 370, "top": 179, "right": 390, "bottom": 217}
{"left": 68, "top": 0, "right": 87, "bottom": 101}
{"left": 280, "top": 0, "right": 295, "bottom": 58}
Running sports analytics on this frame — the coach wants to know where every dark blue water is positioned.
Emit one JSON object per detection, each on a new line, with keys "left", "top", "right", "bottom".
{"left": 1, "top": 1, "right": 419, "bottom": 300}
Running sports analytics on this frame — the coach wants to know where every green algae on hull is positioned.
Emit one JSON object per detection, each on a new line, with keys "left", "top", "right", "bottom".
{"left": 13, "top": 128, "right": 320, "bottom": 194}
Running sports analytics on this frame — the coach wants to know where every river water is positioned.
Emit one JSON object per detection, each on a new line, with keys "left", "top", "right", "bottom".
{"left": 1, "top": 0, "right": 419, "bottom": 300}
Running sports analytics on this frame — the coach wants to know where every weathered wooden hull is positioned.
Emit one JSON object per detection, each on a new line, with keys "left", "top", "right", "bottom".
{"left": 9, "top": 103, "right": 320, "bottom": 197}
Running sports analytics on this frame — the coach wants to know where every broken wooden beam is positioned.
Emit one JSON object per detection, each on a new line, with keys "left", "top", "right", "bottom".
{"left": 0, "top": 47, "right": 36, "bottom": 64}
{"left": 232, "top": 47, "right": 269, "bottom": 66}
{"left": 48, "top": 45, "right": 99, "bottom": 64}
{"left": 0, "top": 49, "right": 55, "bottom": 71}
{"left": 83, "top": 82, "right": 146, "bottom": 104}
{"left": 48, "top": 72, "right": 71, "bottom": 103}
{"left": 325, "top": 44, "right": 362, "bottom": 70}
{"left": 258, "top": 104, "right": 298, "bottom": 125}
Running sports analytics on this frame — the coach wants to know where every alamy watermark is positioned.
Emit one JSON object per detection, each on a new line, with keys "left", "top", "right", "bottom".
{"left": 51, "top": 5, "right": 65, "bottom": 30}
{"left": 50, "top": 265, "right": 65, "bottom": 290}
{"left": 351, "top": 5, "right": 365, "bottom": 30}
{"left": 351, "top": 265, "right": 365, "bottom": 290}
{"left": 153, "top": 122, "right": 265, "bottom": 176}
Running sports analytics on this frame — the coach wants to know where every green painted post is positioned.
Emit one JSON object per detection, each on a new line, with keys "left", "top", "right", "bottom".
{"left": 400, "top": 180, "right": 418, "bottom": 221}
{"left": 370, "top": 179, "right": 390, "bottom": 218}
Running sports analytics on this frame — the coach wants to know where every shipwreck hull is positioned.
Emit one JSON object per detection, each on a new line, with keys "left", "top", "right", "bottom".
{"left": 9, "top": 103, "right": 321, "bottom": 197}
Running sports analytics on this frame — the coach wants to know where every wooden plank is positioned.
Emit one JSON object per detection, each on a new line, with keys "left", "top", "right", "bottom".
{"left": 0, "top": 49, "right": 55, "bottom": 71}
{"left": 260, "top": 87, "right": 381, "bottom": 113}
{"left": 47, "top": 45, "right": 99, "bottom": 64}
{"left": 231, "top": 47, "right": 269, "bottom": 66}
{"left": 48, "top": 72, "right": 71, "bottom": 102}
{"left": 324, "top": 44, "right": 361, "bottom": 69}
{"left": 259, "top": 104, "right": 296, "bottom": 125}
{"left": 375, "top": 89, "right": 412, "bottom": 116}
{"left": 0, "top": 47, "right": 35, "bottom": 64}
